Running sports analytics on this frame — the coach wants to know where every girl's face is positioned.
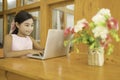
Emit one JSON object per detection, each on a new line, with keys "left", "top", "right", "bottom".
{"left": 17, "top": 18, "right": 34, "bottom": 37}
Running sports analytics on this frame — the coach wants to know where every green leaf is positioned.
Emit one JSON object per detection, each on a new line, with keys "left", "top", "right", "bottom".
{"left": 89, "top": 22, "right": 95, "bottom": 28}
{"left": 104, "top": 14, "right": 110, "bottom": 19}
{"left": 110, "top": 30, "right": 120, "bottom": 42}
{"left": 64, "top": 41, "right": 68, "bottom": 47}
{"left": 71, "top": 38, "right": 79, "bottom": 43}
{"left": 107, "top": 44, "right": 114, "bottom": 55}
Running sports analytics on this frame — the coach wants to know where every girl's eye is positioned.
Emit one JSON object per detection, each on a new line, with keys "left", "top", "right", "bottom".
{"left": 25, "top": 25, "right": 29, "bottom": 27}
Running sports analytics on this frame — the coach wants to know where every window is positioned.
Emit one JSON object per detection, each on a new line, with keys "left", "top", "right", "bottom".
{"left": 66, "top": 13, "right": 74, "bottom": 28}
{"left": 52, "top": 9, "right": 64, "bottom": 29}
{"left": 52, "top": 4, "right": 74, "bottom": 29}
{"left": 7, "top": 14, "right": 15, "bottom": 34}
{"left": 7, "top": 0, "right": 16, "bottom": 9}
{"left": 0, "top": 0, "right": 2, "bottom": 11}
{"left": 66, "top": 4, "right": 74, "bottom": 28}
{"left": 21, "top": 0, "right": 40, "bottom": 6}
{"left": 0, "top": 17, "right": 3, "bottom": 48}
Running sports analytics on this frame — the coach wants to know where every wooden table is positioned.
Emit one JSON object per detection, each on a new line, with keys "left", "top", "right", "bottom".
{"left": 0, "top": 53, "right": 120, "bottom": 80}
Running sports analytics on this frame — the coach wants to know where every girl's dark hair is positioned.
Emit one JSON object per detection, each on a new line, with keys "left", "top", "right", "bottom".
{"left": 12, "top": 10, "right": 34, "bottom": 34}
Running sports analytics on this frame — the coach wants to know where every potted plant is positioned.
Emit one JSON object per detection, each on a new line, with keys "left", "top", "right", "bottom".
{"left": 64, "top": 8, "right": 120, "bottom": 66}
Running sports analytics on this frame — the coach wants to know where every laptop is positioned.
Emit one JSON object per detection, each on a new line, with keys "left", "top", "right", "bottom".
{"left": 27, "top": 29, "right": 71, "bottom": 60}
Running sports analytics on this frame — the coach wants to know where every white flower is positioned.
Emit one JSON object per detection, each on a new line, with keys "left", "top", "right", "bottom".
{"left": 92, "top": 26, "right": 109, "bottom": 40}
{"left": 92, "top": 14, "right": 106, "bottom": 25}
{"left": 97, "top": 8, "right": 111, "bottom": 17}
{"left": 74, "top": 19, "right": 88, "bottom": 33}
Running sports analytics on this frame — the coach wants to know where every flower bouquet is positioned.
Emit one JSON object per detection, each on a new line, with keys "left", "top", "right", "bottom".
{"left": 64, "top": 8, "right": 120, "bottom": 66}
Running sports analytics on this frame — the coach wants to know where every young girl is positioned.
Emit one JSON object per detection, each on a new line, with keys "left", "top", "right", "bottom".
{"left": 4, "top": 10, "right": 43, "bottom": 58}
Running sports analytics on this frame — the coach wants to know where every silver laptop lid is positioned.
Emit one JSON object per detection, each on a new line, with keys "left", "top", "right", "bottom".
{"left": 43, "top": 29, "right": 69, "bottom": 59}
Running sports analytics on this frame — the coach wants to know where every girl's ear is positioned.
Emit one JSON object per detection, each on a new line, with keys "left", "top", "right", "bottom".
{"left": 15, "top": 22, "right": 20, "bottom": 28}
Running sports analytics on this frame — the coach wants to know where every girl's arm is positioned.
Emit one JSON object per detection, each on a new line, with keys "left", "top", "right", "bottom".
{"left": 4, "top": 35, "right": 42, "bottom": 58}
{"left": 30, "top": 36, "right": 44, "bottom": 50}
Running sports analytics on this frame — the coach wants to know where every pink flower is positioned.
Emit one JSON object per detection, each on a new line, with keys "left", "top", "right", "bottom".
{"left": 107, "top": 17, "right": 119, "bottom": 31}
{"left": 83, "top": 22, "right": 89, "bottom": 29}
{"left": 64, "top": 27, "right": 74, "bottom": 37}
{"left": 74, "top": 19, "right": 88, "bottom": 32}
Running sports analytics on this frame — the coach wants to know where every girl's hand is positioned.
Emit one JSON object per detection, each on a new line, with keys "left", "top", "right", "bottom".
{"left": 28, "top": 50, "right": 44, "bottom": 55}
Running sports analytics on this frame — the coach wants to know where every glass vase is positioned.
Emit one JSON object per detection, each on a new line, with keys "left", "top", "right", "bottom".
{"left": 88, "top": 47, "right": 104, "bottom": 66}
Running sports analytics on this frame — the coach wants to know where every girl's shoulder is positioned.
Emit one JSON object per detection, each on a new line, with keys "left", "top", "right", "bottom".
{"left": 5, "top": 34, "right": 17, "bottom": 39}
{"left": 5, "top": 34, "right": 19, "bottom": 40}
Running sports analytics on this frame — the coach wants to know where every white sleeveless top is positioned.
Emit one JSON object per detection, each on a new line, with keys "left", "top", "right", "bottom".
{"left": 11, "top": 34, "right": 33, "bottom": 51}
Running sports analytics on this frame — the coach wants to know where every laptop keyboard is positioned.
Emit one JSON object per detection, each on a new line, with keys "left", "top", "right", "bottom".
{"left": 32, "top": 53, "right": 43, "bottom": 57}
